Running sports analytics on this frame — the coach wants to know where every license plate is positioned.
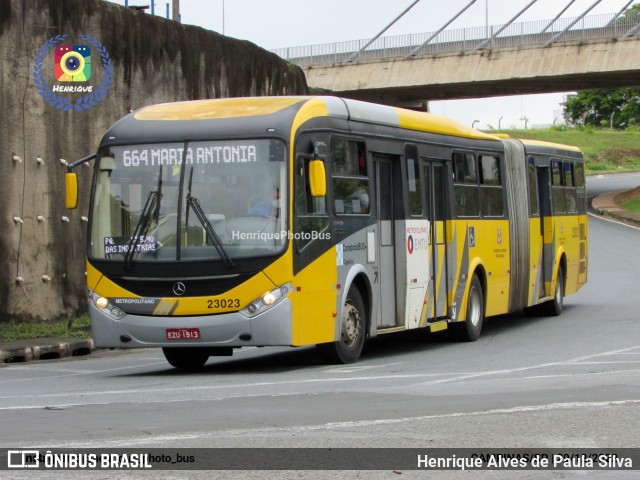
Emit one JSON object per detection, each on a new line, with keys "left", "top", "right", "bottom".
{"left": 166, "top": 328, "right": 200, "bottom": 340}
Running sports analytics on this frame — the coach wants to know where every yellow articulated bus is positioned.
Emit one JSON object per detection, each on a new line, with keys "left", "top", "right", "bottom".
{"left": 65, "top": 96, "right": 588, "bottom": 369}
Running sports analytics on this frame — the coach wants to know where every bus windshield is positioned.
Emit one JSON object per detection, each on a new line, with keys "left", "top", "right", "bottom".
{"left": 89, "top": 139, "right": 287, "bottom": 264}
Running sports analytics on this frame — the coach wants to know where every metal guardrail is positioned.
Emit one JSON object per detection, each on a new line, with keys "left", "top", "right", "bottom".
{"left": 271, "top": 12, "right": 640, "bottom": 67}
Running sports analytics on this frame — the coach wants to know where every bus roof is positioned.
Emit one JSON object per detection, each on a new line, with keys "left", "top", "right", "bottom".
{"left": 519, "top": 139, "right": 583, "bottom": 154}
{"left": 132, "top": 96, "right": 501, "bottom": 142}
{"left": 133, "top": 97, "right": 306, "bottom": 121}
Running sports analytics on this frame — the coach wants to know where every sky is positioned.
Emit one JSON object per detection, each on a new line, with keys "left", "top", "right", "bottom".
{"left": 107, "top": 0, "right": 638, "bottom": 129}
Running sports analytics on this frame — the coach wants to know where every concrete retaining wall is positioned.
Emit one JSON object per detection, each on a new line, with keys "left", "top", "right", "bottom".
{"left": 0, "top": 0, "right": 309, "bottom": 321}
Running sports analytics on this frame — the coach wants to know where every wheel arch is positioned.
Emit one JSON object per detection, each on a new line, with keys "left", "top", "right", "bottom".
{"left": 554, "top": 248, "right": 567, "bottom": 291}
{"left": 460, "top": 259, "right": 487, "bottom": 321}
{"left": 337, "top": 265, "right": 373, "bottom": 340}
{"left": 318, "top": 266, "right": 371, "bottom": 364}
{"left": 350, "top": 273, "right": 371, "bottom": 334}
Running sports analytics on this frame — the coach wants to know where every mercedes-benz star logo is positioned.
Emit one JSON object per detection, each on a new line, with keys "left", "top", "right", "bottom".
{"left": 172, "top": 282, "right": 186, "bottom": 296}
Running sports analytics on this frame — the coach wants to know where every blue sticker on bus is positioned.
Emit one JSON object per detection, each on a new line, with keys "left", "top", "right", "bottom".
{"left": 469, "top": 227, "right": 475, "bottom": 248}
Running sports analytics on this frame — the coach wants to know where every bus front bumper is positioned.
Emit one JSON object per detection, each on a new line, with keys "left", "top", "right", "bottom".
{"left": 89, "top": 298, "right": 292, "bottom": 348}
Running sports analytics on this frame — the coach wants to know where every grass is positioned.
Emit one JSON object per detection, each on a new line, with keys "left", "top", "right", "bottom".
{"left": 496, "top": 127, "right": 640, "bottom": 174}
{"left": 0, "top": 315, "right": 91, "bottom": 343}
{"left": 619, "top": 196, "right": 640, "bottom": 215}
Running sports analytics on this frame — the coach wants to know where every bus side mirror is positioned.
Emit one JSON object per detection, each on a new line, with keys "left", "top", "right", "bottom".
{"left": 65, "top": 172, "right": 78, "bottom": 209}
{"left": 309, "top": 160, "right": 326, "bottom": 197}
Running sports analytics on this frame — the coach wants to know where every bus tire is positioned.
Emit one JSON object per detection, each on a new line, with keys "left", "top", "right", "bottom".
{"left": 452, "top": 275, "right": 484, "bottom": 342}
{"left": 543, "top": 268, "right": 564, "bottom": 317}
{"left": 317, "top": 286, "right": 366, "bottom": 364}
{"left": 162, "top": 347, "right": 210, "bottom": 369}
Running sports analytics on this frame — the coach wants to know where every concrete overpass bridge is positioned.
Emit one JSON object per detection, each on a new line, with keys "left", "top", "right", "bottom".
{"left": 272, "top": 11, "right": 640, "bottom": 107}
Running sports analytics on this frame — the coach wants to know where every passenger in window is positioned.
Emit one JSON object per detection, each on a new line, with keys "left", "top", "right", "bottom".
{"left": 248, "top": 186, "right": 280, "bottom": 219}
{"left": 358, "top": 148, "right": 367, "bottom": 176}
{"left": 348, "top": 184, "right": 369, "bottom": 213}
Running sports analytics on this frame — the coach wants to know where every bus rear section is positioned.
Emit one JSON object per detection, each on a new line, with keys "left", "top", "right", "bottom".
{"left": 517, "top": 140, "right": 588, "bottom": 314}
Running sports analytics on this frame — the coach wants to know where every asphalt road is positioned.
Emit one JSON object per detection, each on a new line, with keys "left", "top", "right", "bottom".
{"left": 587, "top": 171, "right": 640, "bottom": 197}
{"left": 1, "top": 173, "right": 639, "bottom": 479}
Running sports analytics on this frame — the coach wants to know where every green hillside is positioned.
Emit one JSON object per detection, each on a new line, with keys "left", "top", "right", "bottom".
{"left": 496, "top": 128, "right": 640, "bottom": 174}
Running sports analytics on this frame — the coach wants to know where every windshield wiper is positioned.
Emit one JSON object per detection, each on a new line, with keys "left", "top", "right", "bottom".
{"left": 185, "top": 167, "right": 235, "bottom": 268}
{"left": 153, "top": 164, "right": 163, "bottom": 224}
{"left": 124, "top": 166, "right": 163, "bottom": 269}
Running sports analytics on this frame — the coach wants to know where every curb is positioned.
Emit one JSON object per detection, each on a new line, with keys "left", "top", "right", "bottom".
{"left": 0, "top": 338, "right": 95, "bottom": 363}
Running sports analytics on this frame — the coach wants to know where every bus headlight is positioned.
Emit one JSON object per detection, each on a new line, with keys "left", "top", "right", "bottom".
{"left": 240, "top": 283, "right": 290, "bottom": 318}
{"left": 95, "top": 296, "right": 109, "bottom": 309}
{"left": 89, "top": 291, "right": 126, "bottom": 320}
{"left": 262, "top": 292, "right": 277, "bottom": 305}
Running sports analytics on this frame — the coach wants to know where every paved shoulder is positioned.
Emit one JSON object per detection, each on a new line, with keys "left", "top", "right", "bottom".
{"left": 591, "top": 189, "right": 640, "bottom": 226}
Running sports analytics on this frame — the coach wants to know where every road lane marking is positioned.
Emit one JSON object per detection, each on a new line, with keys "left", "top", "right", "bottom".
{"left": 319, "top": 399, "right": 640, "bottom": 430}
{"left": 0, "top": 361, "right": 169, "bottom": 384}
{"left": 23, "top": 398, "right": 640, "bottom": 449}
{"left": 2, "top": 345, "right": 640, "bottom": 405}
{"left": 516, "top": 368, "right": 640, "bottom": 380}
{"left": 588, "top": 212, "right": 640, "bottom": 230}
{"left": 323, "top": 362, "right": 405, "bottom": 374}
{"left": 573, "top": 361, "right": 640, "bottom": 365}
{"left": 0, "top": 371, "right": 463, "bottom": 402}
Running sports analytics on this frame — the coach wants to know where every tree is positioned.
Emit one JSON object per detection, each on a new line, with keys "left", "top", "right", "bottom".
{"left": 619, "top": 3, "right": 640, "bottom": 22}
{"left": 563, "top": 5, "right": 640, "bottom": 129}
{"left": 563, "top": 88, "right": 640, "bottom": 129}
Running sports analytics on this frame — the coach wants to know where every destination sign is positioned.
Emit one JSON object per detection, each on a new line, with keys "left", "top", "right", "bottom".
{"left": 104, "top": 236, "right": 156, "bottom": 255}
{"left": 119, "top": 142, "right": 265, "bottom": 168}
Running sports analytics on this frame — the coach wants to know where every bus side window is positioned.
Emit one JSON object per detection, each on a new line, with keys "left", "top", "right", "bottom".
{"left": 453, "top": 152, "right": 479, "bottom": 217}
{"left": 564, "top": 161, "right": 577, "bottom": 214}
{"left": 527, "top": 157, "right": 539, "bottom": 216}
{"left": 294, "top": 156, "right": 328, "bottom": 250}
{"left": 574, "top": 161, "right": 586, "bottom": 214}
{"left": 331, "top": 139, "right": 369, "bottom": 215}
{"left": 551, "top": 160, "right": 566, "bottom": 214}
{"left": 295, "top": 156, "right": 327, "bottom": 215}
{"left": 574, "top": 162, "right": 585, "bottom": 188}
{"left": 405, "top": 144, "right": 422, "bottom": 217}
{"left": 479, "top": 154, "right": 504, "bottom": 217}
{"left": 422, "top": 162, "right": 432, "bottom": 221}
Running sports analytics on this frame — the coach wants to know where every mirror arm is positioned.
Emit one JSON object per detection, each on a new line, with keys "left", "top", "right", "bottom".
{"left": 67, "top": 153, "right": 96, "bottom": 172}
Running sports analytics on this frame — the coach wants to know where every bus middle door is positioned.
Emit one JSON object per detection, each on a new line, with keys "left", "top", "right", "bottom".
{"left": 423, "top": 161, "right": 449, "bottom": 320}
{"left": 374, "top": 156, "right": 398, "bottom": 328}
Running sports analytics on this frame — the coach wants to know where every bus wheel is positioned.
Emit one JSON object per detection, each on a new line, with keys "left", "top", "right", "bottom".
{"left": 543, "top": 268, "right": 564, "bottom": 317}
{"left": 162, "top": 347, "right": 210, "bottom": 369}
{"left": 317, "top": 287, "right": 366, "bottom": 364}
{"left": 452, "top": 275, "right": 484, "bottom": 342}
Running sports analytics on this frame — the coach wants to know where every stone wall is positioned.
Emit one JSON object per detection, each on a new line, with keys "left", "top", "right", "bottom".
{"left": 0, "top": 0, "right": 309, "bottom": 321}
